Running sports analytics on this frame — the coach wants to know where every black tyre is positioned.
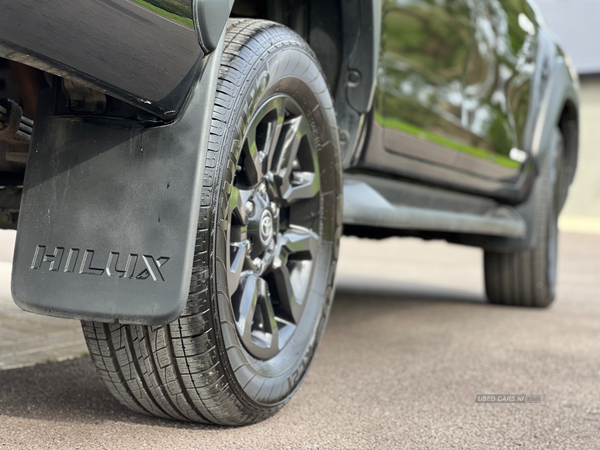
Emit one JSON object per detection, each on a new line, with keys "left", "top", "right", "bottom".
{"left": 484, "top": 128, "right": 564, "bottom": 307}
{"left": 82, "top": 19, "right": 342, "bottom": 425}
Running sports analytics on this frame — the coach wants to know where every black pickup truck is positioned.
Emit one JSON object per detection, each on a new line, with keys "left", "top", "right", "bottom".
{"left": 0, "top": 0, "right": 578, "bottom": 425}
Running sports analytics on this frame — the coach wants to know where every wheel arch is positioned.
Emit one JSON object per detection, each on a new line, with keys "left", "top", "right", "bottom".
{"left": 558, "top": 97, "right": 579, "bottom": 200}
{"left": 531, "top": 55, "right": 579, "bottom": 206}
{"left": 231, "top": 0, "right": 381, "bottom": 159}
{"left": 435, "top": 49, "right": 580, "bottom": 253}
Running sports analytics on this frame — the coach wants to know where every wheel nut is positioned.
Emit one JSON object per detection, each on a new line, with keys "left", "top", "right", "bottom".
{"left": 270, "top": 201, "right": 279, "bottom": 215}
{"left": 246, "top": 201, "right": 255, "bottom": 216}
{"left": 259, "top": 183, "right": 267, "bottom": 195}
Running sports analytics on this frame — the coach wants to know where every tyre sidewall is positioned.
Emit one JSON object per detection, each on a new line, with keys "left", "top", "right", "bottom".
{"left": 208, "top": 27, "right": 341, "bottom": 409}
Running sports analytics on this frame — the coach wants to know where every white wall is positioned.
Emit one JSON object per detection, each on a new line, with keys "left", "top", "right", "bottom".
{"left": 562, "top": 77, "right": 600, "bottom": 217}
{"left": 535, "top": 0, "right": 600, "bottom": 74}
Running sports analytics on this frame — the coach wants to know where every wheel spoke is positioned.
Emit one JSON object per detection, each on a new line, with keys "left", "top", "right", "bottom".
{"left": 229, "top": 186, "right": 249, "bottom": 226}
{"left": 282, "top": 171, "right": 321, "bottom": 204}
{"left": 272, "top": 116, "right": 307, "bottom": 198}
{"left": 262, "top": 97, "right": 286, "bottom": 170}
{"left": 271, "top": 257, "right": 297, "bottom": 322}
{"left": 232, "top": 275, "right": 279, "bottom": 360}
{"left": 242, "top": 126, "right": 264, "bottom": 186}
{"left": 227, "top": 240, "right": 250, "bottom": 294}
{"left": 283, "top": 226, "right": 319, "bottom": 260}
{"left": 269, "top": 227, "right": 318, "bottom": 323}
{"left": 242, "top": 96, "right": 287, "bottom": 187}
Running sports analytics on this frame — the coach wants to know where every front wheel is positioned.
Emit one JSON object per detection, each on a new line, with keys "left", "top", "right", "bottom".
{"left": 82, "top": 19, "right": 342, "bottom": 425}
{"left": 484, "top": 128, "right": 564, "bottom": 307}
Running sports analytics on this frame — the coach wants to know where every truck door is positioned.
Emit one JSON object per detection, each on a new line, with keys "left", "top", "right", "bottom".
{"left": 379, "top": 0, "right": 472, "bottom": 169}
{"left": 456, "top": 0, "right": 538, "bottom": 182}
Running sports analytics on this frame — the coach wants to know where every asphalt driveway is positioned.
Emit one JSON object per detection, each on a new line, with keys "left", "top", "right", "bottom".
{"left": 0, "top": 232, "right": 599, "bottom": 449}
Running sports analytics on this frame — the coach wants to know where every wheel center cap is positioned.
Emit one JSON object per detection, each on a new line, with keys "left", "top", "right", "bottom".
{"left": 259, "top": 210, "right": 274, "bottom": 246}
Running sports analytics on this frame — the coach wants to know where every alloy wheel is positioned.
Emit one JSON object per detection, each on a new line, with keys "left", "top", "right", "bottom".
{"left": 226, "top": 95, "right": 322, "bottom": 360}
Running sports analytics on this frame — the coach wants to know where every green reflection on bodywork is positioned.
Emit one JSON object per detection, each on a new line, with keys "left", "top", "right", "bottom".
{"left": 383, "top": 1, "right": 470, "bottom": 85}
{"left": 131, "top": 0, "right": 194, "bottom": 28}
{"left": 375, "top": 112, "right": 520, "bottom": 170}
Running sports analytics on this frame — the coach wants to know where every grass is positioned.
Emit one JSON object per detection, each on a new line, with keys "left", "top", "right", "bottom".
{"left": 129, "top": 0, "right": 194, "bottom": 28}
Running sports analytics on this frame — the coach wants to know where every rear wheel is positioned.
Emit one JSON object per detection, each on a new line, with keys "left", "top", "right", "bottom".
{"left": 82, "top": 19, "right": 342, "bottom": 425}
{"left": 484, "top": 128, "right": 564, "bottom": 307}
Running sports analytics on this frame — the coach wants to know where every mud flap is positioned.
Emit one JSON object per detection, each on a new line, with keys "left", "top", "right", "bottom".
{"left": 11, "top": 40, "right": 223, "bottom": 325}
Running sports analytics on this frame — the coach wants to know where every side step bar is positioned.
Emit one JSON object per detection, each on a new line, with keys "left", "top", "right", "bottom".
{"left": 343, "top": 174, "right": 527, "bottom": 238}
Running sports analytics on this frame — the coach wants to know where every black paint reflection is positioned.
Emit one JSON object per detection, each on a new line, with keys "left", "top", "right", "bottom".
{"left": 377, "top": 0, "right": 539, "bottom": 180}
{"left": 131, "top": 0, "right": 193, "bottom": 26}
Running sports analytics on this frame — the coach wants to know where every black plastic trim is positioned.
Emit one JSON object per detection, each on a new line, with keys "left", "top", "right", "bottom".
{"left": 11, "top": 36, "right": 225, "bottom": 325}
{"left": 193, "top": 0, "right": 235, "bottom": 53}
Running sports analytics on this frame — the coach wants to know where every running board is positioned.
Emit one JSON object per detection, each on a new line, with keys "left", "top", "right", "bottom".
{"left": 343, "top": 174, "right": 527, "bottom": 238}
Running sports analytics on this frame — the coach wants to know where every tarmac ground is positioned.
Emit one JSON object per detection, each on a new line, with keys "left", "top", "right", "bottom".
{"left": 1, "top": 231, "right": 599, "bottom": 449}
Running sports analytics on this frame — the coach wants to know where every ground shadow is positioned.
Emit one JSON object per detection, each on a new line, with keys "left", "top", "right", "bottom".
{"left": 0, "top": 277, "right": 485, "bottom": 428}
{"left": 0, "top": 357, "right": 217, "bottom": 429}
{"left": 334, "top": 275, "right": 486, "bottom": 304}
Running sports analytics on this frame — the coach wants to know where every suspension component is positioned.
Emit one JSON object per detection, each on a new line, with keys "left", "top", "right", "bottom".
{"left": 0, "top": 99, "right": 32, "bottom": 164}
{"left": 0, "top": 98, "right": 33, "bottom": 144}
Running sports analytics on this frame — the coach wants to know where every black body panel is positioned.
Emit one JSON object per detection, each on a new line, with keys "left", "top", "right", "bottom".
{"left": 350, "top": 0, "right": 558, "bottom": 203}
{"left": 0, "top": 0, "right": 210, "bottom": 119}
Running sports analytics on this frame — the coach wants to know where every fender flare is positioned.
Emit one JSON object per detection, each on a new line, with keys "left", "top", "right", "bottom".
{"left": 477, "top": 52, "right": 579, "bottom": 252}
{"left": 193, "top": 0, "right": 235, "bottom": 54}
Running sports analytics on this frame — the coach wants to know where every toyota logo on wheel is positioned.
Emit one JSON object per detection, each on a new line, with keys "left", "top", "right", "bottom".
{"left": 259, "top": 210, "right": 274, "bottom": 246}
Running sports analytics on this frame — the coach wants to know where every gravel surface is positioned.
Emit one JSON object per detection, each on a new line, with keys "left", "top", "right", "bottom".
{"left": 0, "top": 233, "right": 599, "bottom": 449}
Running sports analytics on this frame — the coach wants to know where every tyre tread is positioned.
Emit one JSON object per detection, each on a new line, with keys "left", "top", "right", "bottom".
{"left": 484, "top": 129, "right": 562, "bottom": 308}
